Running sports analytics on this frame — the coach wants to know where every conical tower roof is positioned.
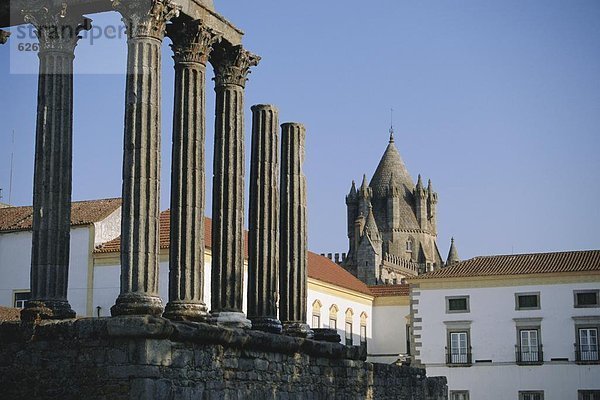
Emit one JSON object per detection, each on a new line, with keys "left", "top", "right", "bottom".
{"left": 446, "top": 238, "right": 460, "bottom": 266}
{"left": 369, "top": 137, "right": 414, "bottom": 197}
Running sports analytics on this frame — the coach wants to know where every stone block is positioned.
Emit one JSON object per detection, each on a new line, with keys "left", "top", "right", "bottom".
{"left": 107, "top": 316, "right": 174, "bottom": 338}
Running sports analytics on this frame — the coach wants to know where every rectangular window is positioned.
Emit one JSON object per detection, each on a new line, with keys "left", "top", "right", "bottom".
{"left": 519, "top": 391, "right": 544, "bottom": 400}
{"left": 312, "top": 314, "right": 320, "bottom": 329}
{"left": 449, "top": 391, "right": 469, "bottom": 400}
{"left": 13, "top": 291, "right": 30, "bottom": 309}
{"left": 448, "top": 331, "right": 470, "bottom": 364}
{"left": 446, "top": 296, "right": 470, "bottom": 313}
{"left": 360, "top": 325, "right": 367, "bottom": 344}
{"left": 329, "top": 318, "right": 336, "bottom": 330}
{"left": 518, "top": 329, "right": 541, "bottom": 363}
{"left": 579, "top": 390, "right": 600, "bottom": 400}
{"left": 575, "top": 290, "right": 600, "bottom": 308}
{"left": 345, "top": 322, "right": 353, "bottom": 346}
{"left": 578, "top": 328, "right": 599, "bottom": 362}
{"left": 516, "top": 292, "right": 540, "bottom": 310}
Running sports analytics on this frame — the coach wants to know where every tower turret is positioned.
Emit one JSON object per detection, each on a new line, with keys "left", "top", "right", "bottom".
{"left": 386, "top": 172, "right": 401, "bottom": 230}
{"left": 446, "top": 237, "right": 460, "bottom": 266}
{"left": 414, "top": 174, "right": 427, "bottom": 228}
{"left": 427, "top": 179, "right": 438, "bottom": 234}
{"left": 357, "top": 174, "right": 371, "bottom": 218}
{"left": 345, "top": 180, "right": 359, "bottom": 260}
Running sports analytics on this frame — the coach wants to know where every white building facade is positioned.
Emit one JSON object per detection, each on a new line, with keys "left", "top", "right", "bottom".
{"left": 410, "top": 251, "right": 600, "bottom": 400}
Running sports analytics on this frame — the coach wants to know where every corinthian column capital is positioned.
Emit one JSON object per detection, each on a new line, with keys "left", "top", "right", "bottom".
{"left": 211, "top": 45, "right": 260, "bottom": 88}
{"left": 112, "top": 0, "right": 180, "bottom": 40}
{"left": 21, "top": 1, "right": 91, "bottom": 53}
{"left": 167, "top": 19, "right": 222, "bottom": 65}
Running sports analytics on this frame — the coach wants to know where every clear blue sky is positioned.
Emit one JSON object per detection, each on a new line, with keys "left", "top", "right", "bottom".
{"left": 1, "top": 1, "right": 599, "bottom": 260}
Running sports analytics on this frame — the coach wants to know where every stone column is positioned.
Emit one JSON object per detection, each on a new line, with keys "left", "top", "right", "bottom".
{"left": 247, "top": 104, "right": 281, "bottom": 333}
{"left": 163, "top": 20, "right": 220, "bottom": 321}
{"left": 279, "top": 123, "right": 312, "bottom": 337}
{"left": 0, "top": 30, "right": 10, "bottom": 44}
{"left": 20, "top": 4, "right": 90, "bottom": 321}
{"left": 209, "top": 45, "right": 259, "bottom": 328}
{"left": 110, "top": 0, "right": 179, "bottom": 317}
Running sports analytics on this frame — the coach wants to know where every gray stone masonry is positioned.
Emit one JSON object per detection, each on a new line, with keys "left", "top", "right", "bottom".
{"left": 163, "top": 19, "right": 221, "bottom": 322}
{"left": 20, "top": 3, "right": 90, "bottom": 321}
{"left": 111, "top": 0, "right": 180, "bottom": 317}
{"left": 0, "top": 318, "right": 448, "bottom": 399}
{"left": 209, "top": 44, "right": 259, "bottom": 328}
{"left": 279, "top": 123, "right": 311, "bottom": 337}
{"left": 248, "top": 104, "right": 282, "bottom": 333}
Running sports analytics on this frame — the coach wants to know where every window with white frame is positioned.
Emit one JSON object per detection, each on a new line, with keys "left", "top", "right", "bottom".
{"left": 446, "top": 296, "right": 470, "bottom": 313}
{"left": 519, "top": 391, "right": 544, "bottom": 400}
{"left": 448, "top": 331, "right": 470, "bottom": 365}
{"left": 574, "top": 290, "right": 600, "bottom": 308}
{"left": 449, "top": 391, "right": 469, "bottom": 400}
{"left": 345, "top": 308, "right": 354, "bottom": 346}
{"left": 578, "top": 328, "right": 598, "bottom": 362}
{"left": 518, "top": 329, "right": 541, "bottom": 363}
{"left": 311, "top": 300, "right": 321, "bottom": 329}
{"left": 360, "top": 312, "right": 367, "bottom": 345}
{"left": 13, "top": 291, "right": 30, "bottom": 309}
{"left": 579, "top": 390, "right": 600, "bottom": 400}
{"left": 329, "top": 305, "right": 338, "bottom": 330}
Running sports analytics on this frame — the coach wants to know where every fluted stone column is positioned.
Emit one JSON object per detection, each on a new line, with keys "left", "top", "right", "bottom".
{"left": 163, "top": 20, "right": 220, "bottom": 321}
{"left": 20, "top": 4, "right": 90, "bottom": 321}
{"left": 111, "top": 0, "right": 179, "bottom": 317}
{"left": 209, "top": 45, "right": 260, "bottom": 328}
{"left": 279, "top": 123, "right": 312, "bottom": 338}
{"left": 247, "top": 104, "right": 281, "bottom": 333}
{"left": 0, "top": 30, "right": 10, "bottom": 44}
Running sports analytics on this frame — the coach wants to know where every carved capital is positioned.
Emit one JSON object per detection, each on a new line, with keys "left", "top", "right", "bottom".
{"left": 167, "top": 19, "right": 221, "bottom": 65}
{"left": 113, "top": 0, "right": 180, "bottom": 40}
{"left": 0, "top": 30, "right": 10, "bottom": 45}
{"left": 211, "top": 45, "right": 260, "bottom": 88}
{"left": 21, "top": 1, "right": 91, "bottom": 53}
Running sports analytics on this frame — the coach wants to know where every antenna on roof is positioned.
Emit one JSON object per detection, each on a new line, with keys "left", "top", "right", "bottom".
{"left": 389, "top": 108, "right": 394, "bottom": 143}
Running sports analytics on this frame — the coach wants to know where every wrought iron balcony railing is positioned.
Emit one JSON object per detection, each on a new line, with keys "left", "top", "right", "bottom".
{"left": 515, "top": 344, "right": 543, "bottom": 365}
{"left": 575, "top": 344, "right": 599, "bottom": 363}
{"left": 445, "top": 346, "right": 472, "bottom": 366}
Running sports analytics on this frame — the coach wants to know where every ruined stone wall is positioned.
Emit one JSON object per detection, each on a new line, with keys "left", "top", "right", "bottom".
{"left": 0, "top": 317, "right": 446, "bottom": 400}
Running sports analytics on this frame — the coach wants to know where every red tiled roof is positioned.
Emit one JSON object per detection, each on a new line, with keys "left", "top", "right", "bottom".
{"left": 367, "top": 284, "right": 410, "bottom": 297}
{"left": 0, "top": 198, "right": 122, "bottom": 232}
{"left": 416, "top": 250, "right": 600, "bottom": 279}
{"left": 95, "top": 210, "right": 370, "bottom": 295}
{"left": 0, "top": 306, "right": 21, "bottom": 322}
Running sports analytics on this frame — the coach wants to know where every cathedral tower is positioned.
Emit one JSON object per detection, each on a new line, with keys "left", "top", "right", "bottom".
{"left": 343, "top": 129, "right": 444, "bottom": 284}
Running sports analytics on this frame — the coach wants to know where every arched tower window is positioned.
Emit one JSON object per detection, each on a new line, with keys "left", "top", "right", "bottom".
{"left": 312, "top": 300, "right": 322, "bottom": 328}
{"left": 329, "top": 304, "right": 339, "bottom": 330}
{"left": 406, "top": 238, "right": 413, "bottom": 252}
{"left": 345, "top": 308, "right": 354, "bottom": 346}
{"left": 360, "top": 312, "right": 368, "bottom": 344}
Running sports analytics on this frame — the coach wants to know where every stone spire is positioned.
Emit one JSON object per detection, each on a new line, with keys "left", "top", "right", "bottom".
{"left": 279, "top": 122, "right": 312, "bottom": 338}
{"left": 21, "top": 3, "right": 90, "bottom": 321}
{"left": 247, "top": 104, "right": 281, "bottom": 333}
{"left": 364, "top": 206, "right": 381, "bottom": 242}
{"left": 347, "top": 180, "right": 357, "bottom": 201}
{"left": 369, "top": 135, "right": 414, "bottom": 198}
{"left": 163, "top": 19, "right": 220, "bottom": 322}
{"left": 446, "top": 238, "right": 460, "bottom": 266}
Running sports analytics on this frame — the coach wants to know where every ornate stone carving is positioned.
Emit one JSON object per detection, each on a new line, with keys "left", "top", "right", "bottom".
{"left": 211, "top": 45, "right": 260, "bottom": 88}
{"left": 21, "top": 1, "right": 91, "bottom": 52}
{"left": 167, "top": 19, "right": 221, "bottom": 65}
{"left": 0, "top": 30, "right": 11, "bottom": 45}
{"left": 112, "top": 0, "right": 180, "bottom": 40}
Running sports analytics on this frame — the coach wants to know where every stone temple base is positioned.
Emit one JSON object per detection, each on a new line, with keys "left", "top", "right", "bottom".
{"left": 209, "top": 311, "right": 252, "bottom": 329}
{"left": 0, "top": 317, "right": 447, "bottom": 399}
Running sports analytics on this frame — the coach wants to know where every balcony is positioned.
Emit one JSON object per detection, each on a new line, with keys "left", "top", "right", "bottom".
{"left": 515, "top": 344, "right": 543, "bottom": 365}
{"left": 575, "top": 344, "right": 600, "bottom": 364}
{"left": 445, "top": 346, "right": 472, "bottom": 366}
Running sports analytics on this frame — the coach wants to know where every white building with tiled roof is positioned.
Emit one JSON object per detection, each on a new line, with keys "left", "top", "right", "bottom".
{"left": 0, "top": 198, "right": 412, "bottom": 363}
{"left": 409, "top": 250, "right": 600, "bottom": 400}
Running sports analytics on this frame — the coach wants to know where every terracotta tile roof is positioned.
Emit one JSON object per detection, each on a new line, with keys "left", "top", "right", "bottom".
{"left": 367, "top": 284, "right": 410, "bottom": 297}
{"left": 416, "top": 250, "right": 600, "bottom": 279}
{"left": 0, "top": 198, "right": 121, "bottom": 232}
{"left": 95, "top": 210, "right": 371, "bottom": 295}
{"left": 0, "top": 306, "right": 21, "bottom": 322}
{"left": 307, "top": 252, "right": 372, "bottom": 295}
